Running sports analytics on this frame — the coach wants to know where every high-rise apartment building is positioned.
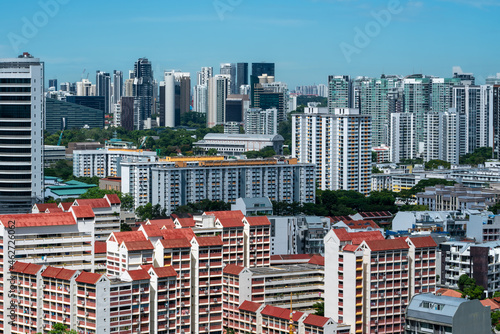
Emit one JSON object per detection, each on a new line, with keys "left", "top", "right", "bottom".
{"left": 430, "top": 77, "right": 462, "bottom": 113}
{"left": 207, "top": 75, "right": 230, "bottom": 128}
{"left": 193, "top": 84, "right": 208, "bottom": 114}
{"left": 0, "top": 53, "right": 44, "bottom": 213}
{"left": 389, "top": 112, "right": 416, "bottom": 164}
{"left": 132, "top": 58, "right": 154, "bottom": 129}
{"left": 96, "top": 71, "right": 111, "bottom": 114}
{"left": 292, "top": 107, "right": 371, "bottom": 194}
{"left": 328, "top": 75, "right": 352, "bottom": 111}
{"left": 76, "top": 78, "right": 94, "bottom": 96}
{"left": 197, "top": 66, "right": 213, "bottom": 86}
{"left": 493, "top": 85, "right": 500, "bottom": 158}
{"left": 403, "top": 75, "right": 431, "bottom": 145}
{"left": 244, "top": 107, "right": 278, "bottom": 135}
{"left": 113, "top": 70, "right": 123, "bottom": 105}
{"left": 220, "top": 63, "right": 236, "bottom": 94}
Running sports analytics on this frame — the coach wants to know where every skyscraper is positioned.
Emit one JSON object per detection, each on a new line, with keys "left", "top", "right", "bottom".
{"left": 193, "top": 85, "right": 208, "bottom": 114}
{"left": 389, "top": 112, "right": 416, "bottom": 163}
{"left": 252, "top": 62, "right": 275, "bottom": 77}
{"left": 113, "top": 70, "right": 123, "bottom": 105}
{"left": 0, "top": 53, "right": 44, "bottom": 213}
{"left": 48, "top": 79, "right": 57, "bottom": 90}
{"left": 220, "top": 63, "right": 236, "bottom": 94}
{"left": 207, "top": 75, "right": 230, "bottom": 128}
{"left": 133, "top": 58, "right": 154, "bottom": 129}
{"left": 328, "top": 75, "right": 352, "bottom": 111}
{"left": 493, "top": 85, "right": 500, "bottom": 158}
{"left": 161, "top": 71, "right": 175, "bottom": 127}
{"left": 403, "top": 75, "right": 431, "bottom": 146}
{"left": 197, "top": 66, "right": 213, "bottom": 86}
{"left": 236, "top": 62, "right": 248, "bottom": 92}
{"left": 96, "top": 71, "right": 111, "bottom": 114}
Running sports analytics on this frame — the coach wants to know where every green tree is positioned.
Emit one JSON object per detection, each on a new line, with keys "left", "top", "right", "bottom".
{"left": 372, "top": 166, "right": 383, "bottom": 174}
{"left": 399, "top": 204, "right": 428, "bottom": 211}
{"left": 136, "top": 203, "right": 167, "bottom": 221}
{"left": 492, "top": 310, "right": 500, "bottom": 329}
{"left": 312, "top": 301, "right": 324, "bottom": 316}
{"left": 459, "top": 147, "right": 493, "bottom": 166}
{"left": 409, "top": 178, "right": 456, "bottom": 196}
{"left": 458, "top": 274, "right": 484, "bottom": 300}
{"left": 38, "top": 323, "right": 78, "bottom": 334}
{"left": 425, "top": 159, "right": 451, "bottom": 170}
{"left": 207, "top": 148, "right": 218, "bottom": 156}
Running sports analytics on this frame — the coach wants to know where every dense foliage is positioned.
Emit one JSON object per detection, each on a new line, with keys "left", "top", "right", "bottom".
{"left": 458, "top": 274, "right": 484, "bottom": 300}
{"left": 459, "top": 147, "right": 493, "bottom": 166}
{"left": 424, "top": 159, "right": 450, "bottom": 170}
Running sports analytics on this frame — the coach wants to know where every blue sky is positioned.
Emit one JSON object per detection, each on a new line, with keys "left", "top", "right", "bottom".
{"left": 0, "top": 0, "right": 499, "bottom": 88}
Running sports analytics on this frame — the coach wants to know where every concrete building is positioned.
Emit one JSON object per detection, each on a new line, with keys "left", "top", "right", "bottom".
{"left": 244, "top": 107, "right": 278, "bottom": 135}
{"left": 293, "top": 107, "right": 372, "bottom": 194}
{"left": 193, "top": 133, "right": 283, "bottom": 155}
{"left": 0, "top": 53, "right": 44, "bottom": 213}
{"left": 207, "top": 74, "right": 230, "bottom": 128}
{"left": 43, "top": 145, "right": 66, "bottom": 167}
{"left": 405, "top": 293, "right": 490, "bottom": 334}
{"left": 328, "top": 75, "right": 352, "bottom": 110}
{"left": 231, "top": 197, "right": 273, "bottom": 216}
{"left": 45, "top": 97, "right": 104, "bottom": 133}
{"left": 416, "top": 184, "right": 500, "bottom": 211}
{"left": 389, "top": 112, "right": 417, "bottom": 163}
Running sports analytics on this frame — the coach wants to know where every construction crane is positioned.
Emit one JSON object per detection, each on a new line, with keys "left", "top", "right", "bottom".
{"left": 138, "top": 136, "right": 148, "bottom": 149}
{"left": 57, "top": 117, "right": 66, "bottom": 146}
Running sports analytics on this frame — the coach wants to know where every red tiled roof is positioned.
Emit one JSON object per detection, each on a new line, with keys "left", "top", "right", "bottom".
{"left": 10, "top": 261, "right": 43, "bottom": 275}
{"left": 59, "top": 202, "right": 73, "bottom": 211}
{"left": 71, "top": 205, "right": 95, "bottom": 218}
{"left": 176, "top": 217, "right": 195, "bottom": 227}
{"left": 343, "top": 244, "right": 359, "bottom": 252}
{"left": 34, "top": 203, "right": 58, "bottom": 212}
{"left": 303, "top": 314, "right": 329, "bottom": 327}
{"left": 149, "top": 266, "right": 177, "bottom": 278}
{"left": 308, "top": 255, "right": 325, "bottom": 266}
{"left": 105, "top": 193, "right": 121, "bottom": 204}
{"left": 126, "top": 269, "right": 150, "bottom": 281}
{"left": 333, "top": 229, "right": 385, "bottom": 245}
{"left": 196, "top": 235, "right": 223, "bottom": 247}
{"left": 223, "top": 264, "right": 245, "bottom": 276}
{"left": 75, "top": 198, "right": 110, "bottom": 208}
{"left": 0, "top": 212, "right": 76, "bottom": 228}
{"left": 46, "top": 207, "right": 63, "bottom": 213}
{"left": 160, "top": 238, "right": 192, "bottom": 249}
{"left": 245, "top": 216, "right": 271, "bottom": 226}
{"left": 162, "top": 228, "right": 195, "bottom": 240}
{"left": 365, "top": 238, "right": 409, "bottom": 252}
{"left": 41, "top": 266, "right": 77, "bottom": 280}
{"left": 217, "top": 217, "right": 244, "bottom": 228}
{"left": 262, "top": 305, "right": 304, "bottom": 321}
{"left": 111, "top": 231, "right": 147, "bottom": 244}
{"left": 239, "top": 300, "right": 262, "bottom": 313}
{"left": 205, "top": 210, "right": 245, "bottom": 220}
{"left": 95, "top": 241, "right": 107, "bottom": 254}
{"left": 346, "top": 220, "right": 379, "bottom": 229}
{"left": 329, "top": 216, "right": 353, "bottom": 223}
{"left": 407, "top": 236, "right": 437, "bottom": 248}
{"left": 140, "top": 225, "right": 164, "bottom": 237}
{"left": 76, "top": 271, "right": 102, "bottom": 285}
{"left": 275, "top": 254, "right": 312, "bottom": 260}
{"left": 480, "top": 299, "right": 500, "bottom": 310}
{"left": 148, "top": 218, "right": 175, "bottom": 229}
{"left": 436, "top": 288, "right": 462, "bottom": 298}
{"left": 359, "top": 211, "right": 393, "bottom": 219}
{"left": 123, "top": 240, "right": 154, "bottom": 251}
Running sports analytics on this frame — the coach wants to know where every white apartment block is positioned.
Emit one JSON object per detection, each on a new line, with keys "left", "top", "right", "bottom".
{"left": 207, "top": 74, "right": 230, "bottom": 128}
{"left": 292, "top": 107, "right": 371, "bottom": 194}
{"left": 73, "top": 148, "right": 157, "bottom": 178}
{"left": 73, "top": 194, "right": 121, "bottom": 241}
{"left": 244, "top": 108, "right": 278, "bottom": 135}
{"left": 121, "top": 157, "right": 315, "bottom": 213}
{"left": 389, "top": 112, "right": 416, "bottom": 163}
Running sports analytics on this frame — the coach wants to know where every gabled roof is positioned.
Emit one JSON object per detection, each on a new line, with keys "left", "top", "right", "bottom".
{"left": 94, "top": 241, "right": 107, "bottom": 254}
{"left": 160, "top": 238, "right": 192, "bottom": 249}
{"left": 147, "top": 218, "right": 175, "bottom": 229}
{"left": 41, "top": 266, "right": 77, "bottom": 280}
{"left": 346, "top": 220, "right": 379, "bottom": 229}
{"left": 343, "top": 244, "right": 360, "bottom": 252}
{"left": 123, "top": 240, "right": 154, "bottom": 251}
{"left": 10, "top": 261, "right": 43, "bottom": 275}
{"left": 149, "top": 266, "right": 177, "bottom": 278}
{"left": 71, "top": 205, "right": 95, "bottom": 218}
{"left": 196, "top": 235, "right": 223, "bottom": 247}
{"left": 308, "top": 254, "right": 325, "bottom": 266}
{"left": 0, "top": 212, "right": 76, "bottom": 228}
{"left": 33, "top": 203, "right": 59, "bottom": 212}
{"left": 329, "top": 216, "right": 353, "bottom": 223}
{"left": 303, "top": 314, "right": 330, "bottom": 327}
{"left": 261, "top": 305, "right": 304, "bottom": 321}
{"left": 407, "top": 236, "right": 437, "bottom": 248}
{"left": 105, "top": 193, "right": 121, "bottom": 204}
{"left": 176, "top": 217, "right": 196, "bottom": 227}
{"left": 358, "top": 211, "right": 393, "bottom": 219}
{"left": 223, "top": 264, "right": 245, "bottom": 276}
{"left": 59, "top": 202, "right": 73, "bottom": 211}
{"left": 74, "top": 198, "right": 110, "bottom": 208}
{"left": 365, "top": 238, "right": 409, "bottom": 252}
{"left": 217, "top": 217, "right": 244, "bottom": 228}
{"left": 46, "top": 207, "right": 63, "bottom": 213}
{"left": 436, "top": 288, "right": 462, "bottom": 298}
{"left": 333, "top": 229, "right": 385, "bottom": 245}
{"left": 204, "top": 210, "right": 245, "bottom": 220}
{"left": 239, "top": 300, "right": 262, "bottom": 313}
{"left": 162, "top": 228, "right": 195, "bottom": 240}
{"left": 245, "top": 216, "right": 271, "bottom": 226}
{"left": 140, "top": 224, "right": 164, "bottom": 238}
{"left": 480, "top": 299, "right": 500, "bottom": 310}
{"left": 126, "top": 269, "right": 150, "bottom": 281}
{"left": 76, "top": 271, "right": 102, "bottom": 284}
{"left": 111, "top": 231, "right": 147, "bottom": 244}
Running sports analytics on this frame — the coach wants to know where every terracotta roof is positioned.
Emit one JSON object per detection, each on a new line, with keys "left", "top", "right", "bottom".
{"left": 105, "top": 193, "right": 121, "bottom": 204}
{"left": 126, "top": 269, "right": 150, "bottom": 281}
{"left": 217, "top": 217, "right": 244, "bottom": 228}
{"left": 162, "top": 228, "right": 195, "bottom": 240}
{"left": 245, "top": 216, "right": 271, "bottom": 226}
{"left": 94, "top": 241, "right": 107, "bottom": 254}
{"left": 176, "top": 217, "right": 196, "bottom": 227}
{"left": 76, "top": 271, "right": 102, "bottom": 284}
{"left": 170, "top": 212, "right": 193, "bottom": 220}
{"left": 41, "top": 266, "right": 77, "bottom": 280}
{"left": 205, "top": 210, "right": 244, "bottom": 220}
{"left": 239, "top": 300, "right": 262, "bottom": 313}
{"left": 46, "top": 207, "right": 63, "bottom": 213}
{"left": 365, "top": 238, "right": 409, "bottom": 252}
{"left": 75, "top": 198, "right": 110, "bottom": 208}
{"left": 140, "top": 224, "right": 164, "bottom": 237}
{"left": 196, "top": 235, "right": 223, "bottom": 247}
{"left": 343, "top": 244, "right": 359, "bottom": 252}
{"left": 358, "top": 211, "right": 393, "bottom": 219}
{"left": 332, "top": 229, "right": 385, "bottom": 245}
{"left": 10, "top": 261, "right": 43, "bottom": 275}
{"left": 59, "top": 202, "right": 73, "bottom": 211}
{"left": 160, "top": 238, "right": 192, "bottom": 249}
{"left": 328, "top": 216, "right": 353, "bottom": 223}
{"left": 436, "top": 288, "right": 462, "bottom": 298}
{"left": 481, "top": 299, "right": 500, "bottom": 310}
{"left": 407, "top": 236, "right": 437, "bottom": 248}
{"left": 149, "top": 266, "right": 177, "bottom": 278}
{"left": 71, "top": 205, "right": 95, "bottom": 218}
{"left": 123, "top": 240, "right": 154, "bottom": 251}
{"left": 223, "top": 264, "right": 245, "bottom": 275}
{"left": 0, "top": 212, "right": 76, "bottom": 228}
{"left": 110, "top": 231, "right": 147, "bottom": 244}
{"left": 261, "top": 305, "right": 304, "bottom": 321}
{"left": 303, "top": 314, "right": 329, "bottom": 327}
{"left": 148, "top": 218, "right": 175, "bottom": 229}
{"left": 33, "top": 203, "right": 58, "bottom": 212}
{"left": 308, "top": 254, "right": 325, "bottom": 266}
{"left": 346, "top": 220, "right": 379, "bottom": 229}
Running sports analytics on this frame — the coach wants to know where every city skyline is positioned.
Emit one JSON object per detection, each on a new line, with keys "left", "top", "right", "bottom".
{"left": 0, "top": 0, "right": 499, "bottom": 88}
